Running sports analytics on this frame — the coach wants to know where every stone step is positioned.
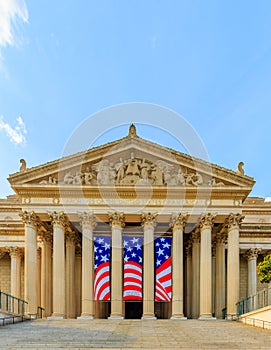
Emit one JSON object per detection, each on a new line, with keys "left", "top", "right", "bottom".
{"left": 0, "top": 319, "right": 271, "bottom": 349}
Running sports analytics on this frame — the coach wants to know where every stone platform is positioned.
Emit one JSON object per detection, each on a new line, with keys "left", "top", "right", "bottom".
{"left": 1, "top": 319, "right": 271, "bottom": 349}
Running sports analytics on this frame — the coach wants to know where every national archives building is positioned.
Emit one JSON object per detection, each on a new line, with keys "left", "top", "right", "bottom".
{"left": 0, "top": 124, "right": 270, "bottom": 320}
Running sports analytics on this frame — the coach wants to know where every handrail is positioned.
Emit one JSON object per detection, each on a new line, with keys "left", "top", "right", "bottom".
{"left": 236, "top": 286, "right": 271, "bottom": 316}
{"left": 0, "top": 290, "right": 28, "bottom": 316}
{"left": 238, "top": 316, "right": 271, "bottom": 329}
{"left": 0, "top": 314, "right": 31, "bottom": 327}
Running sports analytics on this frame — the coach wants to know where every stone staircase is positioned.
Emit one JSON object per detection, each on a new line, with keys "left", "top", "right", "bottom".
{"left": 0, "top": 319, "right": 271, "bottom": 349}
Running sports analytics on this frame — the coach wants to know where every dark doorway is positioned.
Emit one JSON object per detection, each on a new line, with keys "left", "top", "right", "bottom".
{"left": 125, "top": 301, "right": 143, "bottom": 319}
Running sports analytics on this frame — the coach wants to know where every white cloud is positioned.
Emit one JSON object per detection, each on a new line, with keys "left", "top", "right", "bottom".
{"left": 0, "top": 0, "right": 28, "bottom": 66}
{"left": 0, "top": 115, "right": 27, "bottom": 144}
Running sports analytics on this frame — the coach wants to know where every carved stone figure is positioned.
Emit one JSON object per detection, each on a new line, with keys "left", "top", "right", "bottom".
{"left": 96, "top": 159, "right": 115, "bottom": 185}
{"left": 186, "top": 172, "right": 203, "bottom": 186}
{"left": 208, "top": 178, "right": 225, "bottom": 187}
{"left": 151, "top": 164, "right": 164, "bottom": 185}
{"left": 176, "top": 169, "right": 185, "bottom": 185}
{"left": 115, "top": 158, "right": 126, "bottom": 184}
{"left": 63, "top": 171, "right": 74, "bottom": 184}
{"left": 73, "top": 172, "right": 83, "bottom": 184}
{"left": 84, "top": 167, "right": 93, "bottom": 184}
{"left": 126, "top": 153, "right": 140, "bottom": 176}
{"left": 20, "top": 159, "right": 26, "bottom": 172}
{"left": 237, "top": 161, "right": 245, "bottom": 175}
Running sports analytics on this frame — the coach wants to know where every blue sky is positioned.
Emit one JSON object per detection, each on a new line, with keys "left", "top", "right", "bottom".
{"left": 0, "top": 0, "right": 271, "bottom": 198}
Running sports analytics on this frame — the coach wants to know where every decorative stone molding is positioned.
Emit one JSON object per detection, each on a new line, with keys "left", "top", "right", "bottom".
{"left": 245, "top": 248, "right": 262, "bottom": 261}
{"left": 49, "top": 211, "right": 69, "bottom": 228}
{"left": 78, "top": 212, "right": 97, "bottom": 230}
{"left": 199, "top": 213, "right": 216, "bottom": 230}
{"left": 170, "top": 213, "right": 188, "bottom": 230}
{"left": 141, "top": 212, "right": 157, "bottom": 229}
{"left": 108, "top": 212, "right": 125, "bottom": 229}
{"left": 19, "top": 210, "right": 41, "bottom": 229}
{"left": 224, "top": 213, "right": 244, "bottom": 231}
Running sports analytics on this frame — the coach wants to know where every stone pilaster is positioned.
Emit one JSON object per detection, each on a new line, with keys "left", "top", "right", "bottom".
{"left": 170, "top": 213, "right": 188, "bottom": 319}
{"left": 215, "top": 231, "right": 227, "bottom": 318}
{"left": 108, "top": 212, "right": 125, "bottom": 319}
{"left": 78, "top": 212, "right": 96, "bottom": 319}
{"left": 66, "top": 231, "right": 77, "bottom": 318}
{"left": 246, "top": 248, "right": 261, "bottom": 297}
{"left": 225, "top": 213, "right": 243, "bottom": 320}
{"left": 191, "top": 229, "right": 200, "bottom": 318}
{"left": 141, "top": 212, "right": 157, "bottom": 319}
{"left": 48, "top": 211, "right": 69, "bottom": 319}
{"left": 75, "top": 248, "right": 82, "bottom": 317}
{"left": 198, "top": 213, "right": 216, "bottom": 320}
{"left": 20, "top": 210, "right": 40, "bottom": 316}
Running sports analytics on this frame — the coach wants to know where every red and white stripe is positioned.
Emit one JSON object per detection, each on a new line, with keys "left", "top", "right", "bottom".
{"left": 94, "top": 262, "right": 110, "bottom": 300}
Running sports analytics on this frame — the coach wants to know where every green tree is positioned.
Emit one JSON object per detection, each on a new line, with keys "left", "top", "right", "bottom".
{"left": 257, "top": 255, "right": 271, "bottom": 284}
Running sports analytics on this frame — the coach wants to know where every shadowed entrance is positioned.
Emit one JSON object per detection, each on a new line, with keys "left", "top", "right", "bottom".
{"left": 125, "top": 301, "right": 143, "bottom": 319}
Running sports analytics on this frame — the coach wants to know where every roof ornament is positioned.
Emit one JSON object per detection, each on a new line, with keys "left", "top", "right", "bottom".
{"left": 236, "top": 161, "right": 245, "bottom": 175}
{"left": 19, "top": 159, "right": 26, "bottom": 172}
{"left": 128, "top": 124, "right": 137, "bottom": 138}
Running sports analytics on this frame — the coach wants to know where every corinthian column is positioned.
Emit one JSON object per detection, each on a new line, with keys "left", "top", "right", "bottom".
{"left": 40, "top": 232, "right": 52, "bottom": 317}
{"left": 246, "top": 248, "right": 261, "bottom": 297}
{"left": 9, "top": 247, "right": 22, "bottom": 299}
{"left": 170, "top": 213, "right": 188, "bottom": 319}
{"left": 225, "top": 213, "right": 243, "bottom": 320}
{"left": 199, "top": 213, "right": 216, "bottom": 320}
{"left": 66, "top": 231, "right": 77, "bottom": 318}
{"left": 185, "top": 242, "right": 192, "bottom": 318}
{"left": 191, "top": 230, "right": 200, "bottom": 318}
{"left": 141, "top": 212, "right": 157, "bottom": 319}
{"left": 215, "top": 231, "right": 227, "bottom": 318}
{"left": 20, "top": 211, "right": 40, "bottom": 316}
{"left": 108, "top": 212, "right": 125, "bottom": 319}
{"left": 78, "top": 212, "right": 96, "bottom": 319}
{"left": 48, "top": 211, "right": 68, "bottom": 319}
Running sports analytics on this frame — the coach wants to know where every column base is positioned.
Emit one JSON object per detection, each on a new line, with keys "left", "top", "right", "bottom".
{"left": 170, "top": 316, "right": 187, "bottom": 320}
{"left": 108, "top": 316, "right": 124, "bottom": 320}
{"left": 141, "top": 316, "right": 157, "bottom": 320}
{"left": 198, "top": 315, "right": 216, "bottom": 321}
{"left": 77, "top": 315, "right": 94, "bottom": 320}
{"left": 47, "top": 315, "right": 65, "bottom": 320}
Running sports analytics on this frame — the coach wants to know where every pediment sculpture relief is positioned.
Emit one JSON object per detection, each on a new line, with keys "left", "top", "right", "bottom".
{"left": 36, "top": 153, "right": 227, "bottom": 187}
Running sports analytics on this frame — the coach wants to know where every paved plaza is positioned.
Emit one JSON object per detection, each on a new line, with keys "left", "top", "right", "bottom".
{"left": 1, "top": 319, "right": 271, "bottom": 349}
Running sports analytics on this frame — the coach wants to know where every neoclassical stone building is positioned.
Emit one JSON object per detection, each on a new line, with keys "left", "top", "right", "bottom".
{"left": 0, "top": 125, "right": 270, "bottom": 320}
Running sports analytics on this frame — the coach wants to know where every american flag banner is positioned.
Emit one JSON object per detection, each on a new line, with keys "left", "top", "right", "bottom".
{"left": 94, "top": 236, "right": 111, "bottom": 300}
{"left": 123, "top": 236, "right": 143, "bottom": 300}
{"left": 155, "top": 237, "right": 172, "bottom": 301}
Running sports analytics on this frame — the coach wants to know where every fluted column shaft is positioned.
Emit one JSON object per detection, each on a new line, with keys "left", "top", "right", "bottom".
{"left": 66, "top": 232, "right": 76, "bottom": 318}
{"left": 199, "top": 213, "right": 216, "bottom": 319}
{"left": 171, "top": 213, "right": 188, "bottom": 319}
{"left": 78, "top": 212, "right": 96, "bottom": 319}
{"left": 192, "top": 231, "right": 200, "bottom": 318}
{"left": 49, "top": 212, "right": 68, "bottom": 319}
{"left": 20, "top": 211, "right": 39, "bottom": 316}
{"left": 41, "top": 233, "right": 52, "bottom": 317}
{"left": 9, "top": 247, "right": 22, "bottom": 299}
{"left": 109, "top": 212, "right": 125, "bottom": 319}
{"left": 246, "top": 248, "right": 261, "bottom": 297}
{"left": 226, "top": 213, "right": 243, "bottom": 319}
{"left": 141, "top": 212, "right": 157, "bottom": 319}
{"left": 215, "top": 232, "right": 226, "bottom": 318}
{"left": 185, "top": 244, "right": 192, "bottom": 318}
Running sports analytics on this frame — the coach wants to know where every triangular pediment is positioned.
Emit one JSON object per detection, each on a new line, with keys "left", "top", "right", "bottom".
{"left": 8, "top": 125, "right": 255, "bottom": 195}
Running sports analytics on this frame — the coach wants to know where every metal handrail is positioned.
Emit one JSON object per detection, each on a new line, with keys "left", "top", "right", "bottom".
{"left": 236, "top": 286, "right": 271, "bottom": 316}
{"left": 0, "top": 290, "right": 28, "bottom": 316}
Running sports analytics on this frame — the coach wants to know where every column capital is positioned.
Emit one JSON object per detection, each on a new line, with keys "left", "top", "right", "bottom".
{"left": 245, "top": 248, "right": 261, "bottom": 261}
{"left": 39, "top": 231, "right": 53, "bottom": 246}
{"left": 49, "top": 211, "right": 69, "bottom": 228}
{"left": 20, "top": 210, "right": 41, "bottom": 229}
{"left": 191, "top": 229, "right": 200, "bottom": 243}
{"left": 66, "top": 231, "right": 78, "bottom": 246}
{"left": 108, "top": 212, "right": 125, "bottom": 229}
{"left": 185, "top": 242, "right": 192, "bottom": 257}
{"left": 216, "top": 231, "right": 227, "bottom": 244}
{"left": 78, "top": 212, "right": 97, "bottom": 230}
{"left": 0, "top": 250, "right": 6, "bottom": 260}
{"left": 8, "top": 246, "right": 23, "bottom": 258}
{"left": 199, "top": 212, "right": 216, "bottom": 230}
{"left": 170, "top": 212, "right": 188, "bottom": 230}
{"left": 141, "top": 212, "right": 157, "bottom": 229}
{"left": 224, "top": 213, "right": 244, "bottom": 231}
